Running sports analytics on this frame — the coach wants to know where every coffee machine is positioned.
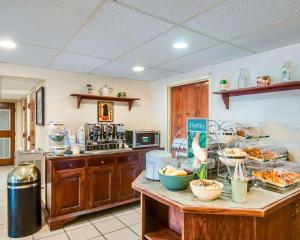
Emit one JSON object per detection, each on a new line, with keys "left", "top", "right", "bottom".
{"left": 47, "top": 122, "right": 67, "bottom": 154}
{"left": 84, "top": 123, "right": 127, "bottom": 151}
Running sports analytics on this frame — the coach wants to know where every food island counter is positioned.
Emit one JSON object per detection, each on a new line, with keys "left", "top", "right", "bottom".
{"left": 133, "top": 172, "right": 300, "bottom": 240}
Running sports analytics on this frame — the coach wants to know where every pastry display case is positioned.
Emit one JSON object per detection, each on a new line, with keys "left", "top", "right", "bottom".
{"left": 252, "top": 162, "right": 300, "bottom": 193}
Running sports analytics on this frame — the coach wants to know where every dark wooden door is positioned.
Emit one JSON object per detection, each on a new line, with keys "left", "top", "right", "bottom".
{"left": 87, "top": 166, "right": 116, "bottom": 208}
{"left": 29, "top": 92, "right": 36, "bottom": 150}
{"left": 53, "top": 169, "right": 86, "bottom": 216}
{"left": 0, "top": 102, "right": 15, "bottom": 165}
{"left": 117, "top": 161, "right": 140, "bottom": 202}
{"left": 22, "top": 99, "right": 28, "bottom": 150}
{"left": 171, "top": 81, "right": 209, "bottom": 140}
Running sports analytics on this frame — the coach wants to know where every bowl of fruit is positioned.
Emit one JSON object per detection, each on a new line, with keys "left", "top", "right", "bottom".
{"left": 159, "top": 166, "right": 195, "bottom": 191}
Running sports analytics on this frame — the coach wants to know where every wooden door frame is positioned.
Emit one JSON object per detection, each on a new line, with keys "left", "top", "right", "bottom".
{"left": 0, "top": 102, "right": 15, "bottom": 165}
{"left": 166, "top": 75, "right": 212, "bottom": 151}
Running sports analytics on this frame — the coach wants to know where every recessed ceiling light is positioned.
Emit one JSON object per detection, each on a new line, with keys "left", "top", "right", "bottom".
{"left": 0, "top": 40, "right": 17, "bottom": 50}
{"left": 132, "top": 66, "right": 144, "bottom": 72}
{"left": 173, "top": 41, "right": 188, "bottom": 49}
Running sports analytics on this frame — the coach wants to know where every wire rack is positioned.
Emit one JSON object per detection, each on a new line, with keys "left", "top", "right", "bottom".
{"left": 171, "top": 120, "right": 246, "bottom": 180}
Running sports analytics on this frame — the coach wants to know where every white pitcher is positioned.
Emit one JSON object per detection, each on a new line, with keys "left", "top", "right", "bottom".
{"left": 99, "top": 84, "right": 113, "bottom": 96}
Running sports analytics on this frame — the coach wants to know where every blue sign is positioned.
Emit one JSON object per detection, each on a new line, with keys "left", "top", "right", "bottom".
{"left": 187, "top": 118, "right": 207, "bottom": 132}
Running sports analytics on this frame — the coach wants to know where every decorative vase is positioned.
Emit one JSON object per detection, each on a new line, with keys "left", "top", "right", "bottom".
{"left": 238, "top": 68, "right": 251, "bottom": 88}
{"left": 281, "top": 61, "right": 293, "bottom": 82}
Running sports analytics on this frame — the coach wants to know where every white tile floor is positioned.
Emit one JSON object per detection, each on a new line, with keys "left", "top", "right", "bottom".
{"left": 0, "top": 166, "right": 142, "bottom": 240}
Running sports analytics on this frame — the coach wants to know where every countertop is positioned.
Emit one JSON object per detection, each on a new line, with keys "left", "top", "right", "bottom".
{"left": 132, "top": 172, "right": 300, "bottom": 217}
{"left": 45, "top": 147, "right": 158, "bottom": 159}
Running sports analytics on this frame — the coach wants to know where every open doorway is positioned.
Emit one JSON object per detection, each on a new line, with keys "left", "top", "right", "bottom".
{"left": 169, "top": 80, "right": 209, "bottom": 145}
{"left": 0, "top": 76, "right": 42, "bottom": 165}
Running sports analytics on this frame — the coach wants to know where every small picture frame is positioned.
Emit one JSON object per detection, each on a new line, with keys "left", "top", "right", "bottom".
{"left": 36, "top": 86, "right": 45, "bottom": 126}
{"left": 98, "top": 101, "right": 113, "bottom": 122}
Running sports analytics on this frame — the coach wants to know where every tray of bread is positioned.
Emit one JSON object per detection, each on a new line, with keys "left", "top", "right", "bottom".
{"left": 217, "top": 148, "right": 247, "bottom": 166}
{"left": 252, "top": 168, "right": 300, "bottom": 188}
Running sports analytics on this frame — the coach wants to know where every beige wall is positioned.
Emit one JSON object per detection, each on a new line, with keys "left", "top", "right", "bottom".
{"left": 1, "top": 42, "right": 300, "bottom": 161}
{"left": 149, "top": 42, "right": 300, "bottom": 161}
{"left": 0, "top": 63, "right": 153, "bottom": 151}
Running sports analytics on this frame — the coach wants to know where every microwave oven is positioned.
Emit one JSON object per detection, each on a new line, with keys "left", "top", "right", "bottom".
{"left": 125, "top": 130, "right": 160, "bottom": 149}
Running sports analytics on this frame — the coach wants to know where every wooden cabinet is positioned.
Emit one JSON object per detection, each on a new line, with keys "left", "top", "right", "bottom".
{"left": 87, "top": 156, "right": 116, "bottom": 208}
{"left": 295, "top": 200, "right": 300, "bottom": 240}
{"left": 53, "top": 168, "right": 86, "bottom": 216}
{"left": 117, "top": 154, "right": 140, "bottom": 201}
{"left": 46, "top": 148, "right": 160, "bottom": 229}
{"left": 117, "top": 161, "right": 140, "bottom": 201}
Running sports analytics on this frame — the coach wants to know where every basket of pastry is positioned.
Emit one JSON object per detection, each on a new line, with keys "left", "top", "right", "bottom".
{"left": 244, "top": 147, "right": 281, "bottom": 162}
{"left": 252, "top": 168, "right": 300, "bottom": 188}
{"left": 241, "top": 140, "right": 287, "bottom": 163}
{"left": 217, "top": 148, "right": 247, "bottom": 167}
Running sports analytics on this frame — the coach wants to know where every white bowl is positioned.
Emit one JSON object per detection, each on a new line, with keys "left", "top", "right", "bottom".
{"left": 52, "top": 146, "right": 68, "bottom": 155}
{"left": 190, "top": 180, "right": 224, "bottom": 201}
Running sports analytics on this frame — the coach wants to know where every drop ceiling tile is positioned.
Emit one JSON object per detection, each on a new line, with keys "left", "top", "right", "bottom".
{"left": 0, "top": 0, "right": 103, "bottom": 49}
{"left": 160, "top": 44, "right": 252, "bottom": 72}
{"left": 129, "top": 68, "right": 179, "bottom": 81}
{"left": 118, "top": 27, "right": 219, "bottom": 67}
{"left": 0, "top": 44, "right": 58, "bottom": 67}
{"left": 118, "top": 0, "right": 223, "bottom": 23}
{"left": 66, "top": 1, "right": 173, "bottom": 59}
{"left": 50, "top": 51, "right": 107, "bottom": 73}
{"left": 184, "top": 0, "right": 300, "bottom": 40}
{"left": 92, "top": 61, "right": 134, "bottom": 78}
{"left": 231, "top": 16, "right": 300, "bottom": 52}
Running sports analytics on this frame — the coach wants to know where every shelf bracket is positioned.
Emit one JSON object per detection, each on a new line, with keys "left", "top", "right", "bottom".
{"left": 76, "top": 96, "right": 82, "bottom": 109}
{"left": 128, "top": 100, "right": 134, "bottom": 111}
{"left": 222, "top": 94, "right": 229, "bottom": 109}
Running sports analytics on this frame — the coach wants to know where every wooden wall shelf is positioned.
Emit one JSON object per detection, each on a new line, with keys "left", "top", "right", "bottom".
{"left": 70, "top": 94, "right": 140, "bottom": 111}
{"left": 213, "top": 80, "right": 300, "bottom": 109}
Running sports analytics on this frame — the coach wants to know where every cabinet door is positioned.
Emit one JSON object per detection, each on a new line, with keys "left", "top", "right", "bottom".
{"left": 87, "top": 166, "right": 116, "bottom": 209}
{"left": 53, "top": 169, "right": 86, "bottom": 216}
{"left": 140, "top": 153, "right": 146, "bottom": 171}
{"left": 117, "top": 162, "right": 140, "bottom": 202}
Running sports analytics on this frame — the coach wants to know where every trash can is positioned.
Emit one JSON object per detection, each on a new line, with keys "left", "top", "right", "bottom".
{"left": 7, "top": 163, "right": 42, "bottom": 238}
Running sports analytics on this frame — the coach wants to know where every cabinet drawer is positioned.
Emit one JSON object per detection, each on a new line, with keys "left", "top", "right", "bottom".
{"left": 87, "top": 156, "right": 116, "bottom": 167}
{"left": 117, "top": 153, "right": 139, "bottom": 164}
{"left": 55, "top": 159, "right": 85, "bottom": 171}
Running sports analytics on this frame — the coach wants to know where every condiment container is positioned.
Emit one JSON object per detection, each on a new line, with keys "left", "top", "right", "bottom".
{"left": 257, "top": 76, "right": 272, "bottom": 87}
{"left": 72, "top": 144, "right": 80, "bottom": 155}
{"left": 220, "top": 79, "right": 228, "bottom": 91}
{"left": 231, "top": 178, "right": 248, "bottom": 203}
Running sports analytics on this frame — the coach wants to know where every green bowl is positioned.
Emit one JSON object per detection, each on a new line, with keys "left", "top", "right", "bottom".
{"left": 159, "top": 172, "right": 195, "bottom": 191}
{"left": 50, "top": 134, "right": 65, "bottom": 142}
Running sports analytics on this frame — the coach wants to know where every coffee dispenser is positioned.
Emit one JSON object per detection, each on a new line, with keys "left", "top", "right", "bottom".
{"left": 84, "top": 123, "right": 127, "bottom": 151}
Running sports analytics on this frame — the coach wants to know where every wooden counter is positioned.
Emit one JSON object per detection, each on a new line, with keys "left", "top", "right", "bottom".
{"left": 45, "top": 148, "right": 159, "bottom": 230}
{"left": 133, "top": 173, "right": 300, "bottom": 240}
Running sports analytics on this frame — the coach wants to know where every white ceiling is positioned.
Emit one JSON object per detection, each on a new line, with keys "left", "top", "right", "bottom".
{"left": 1, "top": 0, "right": 300, "bottom": 81}
{"left": 0, "top": 76, "right": 41, "bottom": 100}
